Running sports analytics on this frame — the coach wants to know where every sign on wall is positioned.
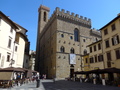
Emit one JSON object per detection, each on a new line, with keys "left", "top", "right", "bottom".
{"left": 69, "top": 54, "right": 76, "bottom": 64}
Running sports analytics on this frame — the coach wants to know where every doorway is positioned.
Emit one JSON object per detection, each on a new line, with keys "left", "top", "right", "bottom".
{"left": 108, "top": 73, "right": 114, "bottom": 81}
{"left": 70, "top": 65, "right": 74, "bottom": 78}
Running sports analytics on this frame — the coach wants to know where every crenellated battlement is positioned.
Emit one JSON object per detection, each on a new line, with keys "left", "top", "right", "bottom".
{"left": 90, "top": 28, "right": 101, "bottom": 37}
{"left": 51, "top": 7, "right": 91, "bottom": 27}
{"left": 46, "top": 7, "right": 92, "bottom": 33}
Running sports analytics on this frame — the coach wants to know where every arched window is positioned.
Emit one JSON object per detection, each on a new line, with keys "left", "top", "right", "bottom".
{"left": 60, "top": 46, "right": 65, "bottom": 53}
{"left": 84, "top": 49, "right": 87, "bottom": 55}
{"left": 74, "top": 29, "right": 79, "bottom": 41}
{"left": 43, "top": 12, "right": 46, "bottom": 22}
{"left": 70, "top": 48, "right": 74, "bottom": 53}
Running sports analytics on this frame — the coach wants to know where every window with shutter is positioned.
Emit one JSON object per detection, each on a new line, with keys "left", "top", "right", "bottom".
{"left": 8, "top": 38, "right": 12, "bottom": 48}
{"left": 98, "top": 56, "right": 100, "bottom": 62}
{"left": 94, "top": 55, "right": 97, "bottom": 62}
{"left": 111, "top": 24, "right": 116, "bottom": 31}
{"left": 105, "top": 40, "right": 110, "bottom": 48}
{"left": 98, "top": 43, "right": 101, "bottom": 50}
{"left": 112, "top": 35, "right": 120, "bottom": 46}
{"left": 10, "top": 27, "right": 13, "bottom": 33}
{"left": 116, "top": 49, "right": 120, "bottom": 59}
{"left": 104, "top": 29, "right": 108, "bottom": 35}
{"left": 117, "top": 35, "right": 120, "bottom": 44}
{"left": 90, "top": 57, "right": 94, "bottom": 63}
{"left": 94, "top": 45, "right": 96, "bottom": 51}
{"left": 6, "top": 53, "right": 11, "bottom": 62}
{"left": 107, "top": 61, "right": 111, "bottom": 67}
{"left": 107, "top": 52, "right": 111, "bottom": 61}
{"left": 98, "top": 55, "right": 103, "bottom": 62}
{"left": 90, "top": 47, "right": 92, "bottom": 52}
{"left": 112, "top": 38, "right": 114, "bottom": 45}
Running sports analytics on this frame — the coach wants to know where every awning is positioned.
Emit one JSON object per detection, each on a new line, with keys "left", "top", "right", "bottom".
{"left": 103, "top": 67, "right": 120, "bottom": 73}
{"left": 74, "top": 68, "right": 120, "bottom": 74}
{"left": 0, "top": 67, "right": 25, "bottom": 72}
{"left": 74, "top": 71, "right": 89, "bottom": 74}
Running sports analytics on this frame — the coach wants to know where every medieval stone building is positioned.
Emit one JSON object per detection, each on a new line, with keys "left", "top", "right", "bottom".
{"left": 35, "top": 5, "right": 101, "bottom": 79}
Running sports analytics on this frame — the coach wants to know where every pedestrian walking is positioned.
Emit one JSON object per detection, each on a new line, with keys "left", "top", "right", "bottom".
{"left": 80, "top": 76, "right": 82, "bottom": 83}
{"left": 44, "top": 74, "right": 46, "bottom": 79}
{"left": 53, "top": 75, "right": 56, "bottom": 83}
{"left": 42, "top": 74, "right": 44, "bottom": 80}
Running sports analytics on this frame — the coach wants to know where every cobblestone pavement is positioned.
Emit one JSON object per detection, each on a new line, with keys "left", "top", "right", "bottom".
{"left": 0, "top": 79, "right": 120, "bottom": 90}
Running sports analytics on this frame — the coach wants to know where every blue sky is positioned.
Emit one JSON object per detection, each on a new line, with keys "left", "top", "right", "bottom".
{"left": 0, "top": 0, "right": 120, "bottom": 51}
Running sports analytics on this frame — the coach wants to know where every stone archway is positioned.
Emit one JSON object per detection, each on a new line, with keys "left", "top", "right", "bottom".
{"left": 70, "top": 65, "right": 74, "bottom": 78}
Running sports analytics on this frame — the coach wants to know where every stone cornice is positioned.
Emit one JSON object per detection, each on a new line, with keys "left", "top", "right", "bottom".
{"left": 38, "top": 5, "right": 50, "bottom": 12}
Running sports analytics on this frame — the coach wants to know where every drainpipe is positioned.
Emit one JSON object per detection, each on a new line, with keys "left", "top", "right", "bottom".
{"left": 79, "top": 29, "right": 83, "bottom": 71}
{"left": 101, "top": 31, "right": 105, "bottom": 69}
{"left": 10, "top": 41, "right": 15, "bottom": 67}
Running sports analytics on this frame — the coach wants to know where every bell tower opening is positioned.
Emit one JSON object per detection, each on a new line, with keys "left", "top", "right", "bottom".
{"left": 43, "top": 12, "right": 46, "bottom": 22}
{"left": 38, "top": 5, "right": 50, "bottom": 33}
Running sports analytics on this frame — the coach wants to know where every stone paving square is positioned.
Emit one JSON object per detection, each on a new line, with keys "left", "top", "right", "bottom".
{"left": 0, "top": 79, "right": 120, "bottom": 90}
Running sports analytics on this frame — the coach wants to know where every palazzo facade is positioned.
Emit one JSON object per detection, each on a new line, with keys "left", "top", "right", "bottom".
{"left": 35, "top": 5, "right": 101, "bottom": 79}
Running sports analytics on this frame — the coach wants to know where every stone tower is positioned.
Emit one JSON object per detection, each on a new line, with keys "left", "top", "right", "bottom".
{"left": 38, "top": 5, "right": 50, "bottom": 33}
{"left": 36, "top": 5, "right": 101, "bottom": 79}
{"left": 35, "top": 5, "right": 50, "bottom": 71}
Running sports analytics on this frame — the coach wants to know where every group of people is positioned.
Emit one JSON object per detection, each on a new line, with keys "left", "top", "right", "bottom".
{"left": 15, "top": 73, "right": 47, "bottom": 86}
{"left": 41, "top": 74, "right": 46, "bottom": 80}
{"left": 31, "top": 74, "right": 47, "bottom": 80}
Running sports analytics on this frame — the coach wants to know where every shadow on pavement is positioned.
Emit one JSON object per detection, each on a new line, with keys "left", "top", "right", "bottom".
{"left": 41, "top": 80, "right": 120, "bottom": 90}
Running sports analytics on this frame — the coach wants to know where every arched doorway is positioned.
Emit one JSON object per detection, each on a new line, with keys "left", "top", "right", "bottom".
{"left": 70, "top": 65, "right": 74, "bottom": 78}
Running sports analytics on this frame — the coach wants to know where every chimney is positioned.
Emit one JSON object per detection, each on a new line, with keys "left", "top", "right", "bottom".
{"left": 7, "top": 16, "right": 10, "bottom": 18}
{"left": 117, "top": 13, "right": 120, "bottom": 16}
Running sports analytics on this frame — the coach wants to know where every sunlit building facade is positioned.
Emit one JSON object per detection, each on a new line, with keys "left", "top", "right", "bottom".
{"left": 35, "top": 5, "right": 101, "bottom": 79}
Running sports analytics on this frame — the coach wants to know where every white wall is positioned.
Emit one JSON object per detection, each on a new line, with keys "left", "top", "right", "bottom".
{"left": 0, "top": 18, "right": 16, "bottom": 68}
{"left": 0, "top": 15, "right": 27, "bottom": 68}
{"left": 16, "top": 35, "right": 25, "bottom": 68}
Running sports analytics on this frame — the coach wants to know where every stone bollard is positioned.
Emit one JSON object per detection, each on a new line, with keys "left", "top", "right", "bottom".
{"left": 102, "top": 79, "right": 106, "bottom": 85}
{"left": 53, "top": 78, "right": 55, "bottom": 83}
{"left": 93, "top": 79, "right": 96, "bottom": 84}
{"left": 80, "top": 78, "right": 82, "bottom": 83}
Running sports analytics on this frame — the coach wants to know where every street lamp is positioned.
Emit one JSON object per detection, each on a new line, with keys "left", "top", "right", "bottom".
{"left": 10, "top": 59, "right": 15, "bottom": 67}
